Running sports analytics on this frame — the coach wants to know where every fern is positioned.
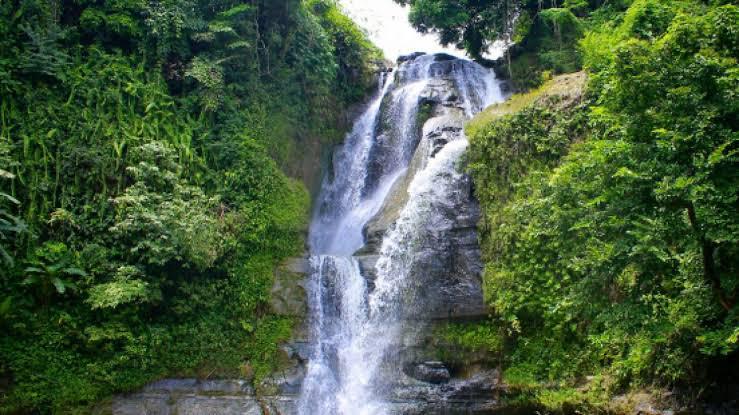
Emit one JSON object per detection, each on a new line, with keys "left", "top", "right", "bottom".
{"left": 18, "top": 24, "right": 69, "bottom": 79}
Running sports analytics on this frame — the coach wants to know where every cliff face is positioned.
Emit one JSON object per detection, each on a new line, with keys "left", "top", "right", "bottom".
{"left": 357, "top": 58, "right": 487, "bottom": 320}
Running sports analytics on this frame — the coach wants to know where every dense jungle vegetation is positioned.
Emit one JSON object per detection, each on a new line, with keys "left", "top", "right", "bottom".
{"left": 407, "top": 0, "right": 739, "bottom": 411}
{"left": 0, "top": 0, "right": 381, "bottom": 412}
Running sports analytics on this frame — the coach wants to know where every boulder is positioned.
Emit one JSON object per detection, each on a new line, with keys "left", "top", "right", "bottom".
{"left": 433, "top": 53, "right": 457, "bottom": 62}
{"left": 397, "top": 52, "right": 427, "bottom": 64}
{"left": 404, "top": 362, "right": 451, "bottom": 384}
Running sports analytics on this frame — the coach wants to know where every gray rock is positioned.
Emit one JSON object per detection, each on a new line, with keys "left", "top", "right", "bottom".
{"left": 404, "top": 362, "right": 451, "bottom": 384}
{"left": 113, "top": 396, "right": 173, "bottom": 415}
{"left": 143, "top": 378, "right": 198, "bottom": 393}
{"left": 199, "top": 380, "right": 254, "bottom": 395}
{"left": 382, "top": 370, "right": 501, "bottom": 414}
{"left": 283, "top": 341, "right": 311, "bottom": 363}
{"left": 111, "top": 378, "right": 299, "bottom": 415}
{"left": 359, "top": 93, "right": 487, "bottom": 320}
{"left": 433, "top": 53, "right": 457, "bottom": 62}
{"left": 270, "top": 256, "right": 309, "bottom": 318}
{"left": 349, "top": 56, "right": 494, "bottom": 409}
{"left": 262, "top": 363, "right": 306, "bottom": 395}
{"left": 174, "top": 397, "right": 263, "bottom": 415}
{"left": 397, "top": 52, "right": 427, "bottom": 64}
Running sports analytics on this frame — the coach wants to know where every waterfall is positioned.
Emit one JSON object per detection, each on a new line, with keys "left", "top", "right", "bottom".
{"left": 298, "top": 53, "right": 505, "bottom": 414}
{"left": 298, "top": 255, "right": 369, "bottom": 414}
{"left": 309, "top": 71, "right": 395, "bottom": 256}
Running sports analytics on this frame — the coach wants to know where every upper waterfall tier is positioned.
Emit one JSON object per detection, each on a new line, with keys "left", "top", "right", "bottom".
{"left": 309, "top": 53, "right": 502, "bottom": 257}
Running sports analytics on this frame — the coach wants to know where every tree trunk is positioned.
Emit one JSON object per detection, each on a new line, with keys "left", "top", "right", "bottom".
{"left": 687, "top": 202, "right": 732, "bottom": 311}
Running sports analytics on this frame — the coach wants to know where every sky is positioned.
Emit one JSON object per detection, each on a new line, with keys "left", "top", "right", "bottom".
{"left": 336, "top": 0, "right": 467, "bottom": 60}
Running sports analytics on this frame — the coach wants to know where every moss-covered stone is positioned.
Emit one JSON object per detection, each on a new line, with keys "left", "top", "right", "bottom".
{"left": 270, "top": 257, "right": 310, "bottom": 319}
{"left": 465, "top": 71, "right": 587, "bottom": 138}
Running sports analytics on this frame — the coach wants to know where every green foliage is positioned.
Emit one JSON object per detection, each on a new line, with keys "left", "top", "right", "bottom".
{"left": 467, "top": 0, "right": 739, "bottom": 407}
{"left": 185, "top": 57, "right": 225, "bottom": 112}
{"left": 18, "top": 24, "right": 70, "bottom": 80}
{"left": 86, "top": 266, "right": 158, "bottom": 310}
{"left": 506, "top": 7, "right": 584, "bottom": 90}
{"left": 563, "top": 0, "right": 589, "bottom": 16}
{"left": 535, "top": 387, "right": 599, "bottom": 413}
{"left": 396, "top": 0, "right": 512, "bottom": 60}
{"left": 308, "top": 0, "right": 383, "bottom": 103}
{"left": 0, "top": 0, "right": 381, "bottom": 412}
{"left": 395, "top": 0, "right": 588, "bottom": 80}
{"left": 0, "top": 142, "right": 25, "bottom": 265}
{"left": 22, "top": 242, "right": 86, "bottom": 300}
{"left": 395, "top": 0, "right": 651, "bottom": 92}
{"left": 246, "top": 316, "right": 294, "bottom": 383}
{"left": 110, "top": 143, "right": 225, "bottom": 269}
{"left": 439, "top": 322, "right": 504, "bottom": 354}
{"left": 620, "top": 0, "right": 676, "bottom": 40}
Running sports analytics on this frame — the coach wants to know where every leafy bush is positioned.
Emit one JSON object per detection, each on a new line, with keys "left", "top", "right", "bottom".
{"left": 467, "top": 0, "right": 738, "bottom": 407}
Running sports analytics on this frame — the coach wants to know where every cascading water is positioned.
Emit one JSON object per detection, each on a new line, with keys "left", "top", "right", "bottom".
{"left": 298, "top": 53, "right": 505, "bottom": 414}
{"left": 309, "top": 71, "right": 395, "bottom": 256}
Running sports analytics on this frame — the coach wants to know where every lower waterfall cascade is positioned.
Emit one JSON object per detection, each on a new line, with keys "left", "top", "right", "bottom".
{"left": 298, "top": 53, "right": 506, "bottom": 414}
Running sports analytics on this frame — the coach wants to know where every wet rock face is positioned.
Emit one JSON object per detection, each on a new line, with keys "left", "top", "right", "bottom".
{"left": 402, "top": 167, "right": 485, "bottom": 320}
{"left": 353, "top": 52, "right": 494, "bottom": 410}
{"left": 403, "top": 362, "right": 451, "bottom": 384}
{"left": 111, "top": 375, "right": 310, "bottom": 415}
{"left": 111, "top": 380, "right": 290, "bottom": 415}
{"left": 357, "top": 56, "right": 487, "bottom": 320}
{"left": 362, "top": 54, "right": 482, "bottom": 197}
{"left": 397, "top": 52, "right": 427, "bottom": 64}
{"left": 385, "top": 369, "right": 502, "bottom": 415}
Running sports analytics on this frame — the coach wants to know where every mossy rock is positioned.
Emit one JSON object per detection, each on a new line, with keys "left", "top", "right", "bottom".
{"left": 270, "top": 257, "right": 310, "bottom": 318}
{"left": 466, "top": 71, "right": 587, "bottom": 138}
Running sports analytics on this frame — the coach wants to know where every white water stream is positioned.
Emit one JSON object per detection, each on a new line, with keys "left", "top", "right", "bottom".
{"left": 298, "top": 53, "right": 504, "bottom": 414}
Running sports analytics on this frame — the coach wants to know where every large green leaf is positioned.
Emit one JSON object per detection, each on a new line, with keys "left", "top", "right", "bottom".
{"left": 51, "top": 277, "right": 66, "bottom": 294}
